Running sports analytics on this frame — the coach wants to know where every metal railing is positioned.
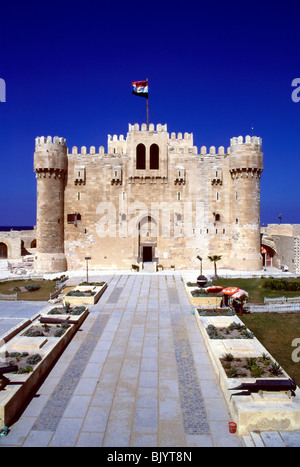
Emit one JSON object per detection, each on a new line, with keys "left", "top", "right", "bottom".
{"left": 248, "top": 303, "right": 300, "bottom": 313}
{"left": 0, "top": 293, "right": 18, "bottom": 301}
{"left": 264, "top": 296, "right": 300, "bottom": 304}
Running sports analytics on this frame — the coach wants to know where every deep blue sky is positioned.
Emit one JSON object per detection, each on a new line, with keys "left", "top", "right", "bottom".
{"left": 0, "top": 0, "right": 299, "bottom": 226}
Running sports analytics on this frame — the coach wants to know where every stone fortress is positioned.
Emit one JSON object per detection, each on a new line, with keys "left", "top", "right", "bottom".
{"left": 32, "top": 122, "right": 264, "bottom": 273}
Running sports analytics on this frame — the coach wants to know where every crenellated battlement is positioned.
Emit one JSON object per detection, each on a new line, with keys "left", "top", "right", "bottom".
{"left": 68, "top": 146, "right": 106, "bottom": 156}
{"left": 107, "top": 134, "right": 125, "bottom": 142}
{"left": 128, "top": 123, "right": 168, "bottom": 133}
{"left": 230, "top": 135, "right": 262, "bottom": 149}
{"left": 35, "top": 136, "right": 66, "bottom": 147}
{"left": 199, "top": 145, "right": 229, "bottom": 156}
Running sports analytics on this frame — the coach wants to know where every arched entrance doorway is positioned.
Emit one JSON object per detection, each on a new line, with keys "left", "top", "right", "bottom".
{"left": 261, "top": 244, "right": 275, "bottom": 267}
{"left": 0, "top": 242, "right": 8, "bottom": 258}
{"left": 137, "top": 215, "right": 158, "bottom": 263}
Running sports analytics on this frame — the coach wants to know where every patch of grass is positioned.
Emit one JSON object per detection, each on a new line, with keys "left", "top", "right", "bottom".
{"left": 239, "top": 312, "right": 300, "bottom": 386}
{"left": 0, "top": 279, "right": 56, "bottom": 301}
{"left": 212, "top": 277, "right": 300, "bottom": 304}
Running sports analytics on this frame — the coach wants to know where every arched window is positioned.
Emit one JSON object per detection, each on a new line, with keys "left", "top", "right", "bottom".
{"left": 0, "top": 242, "right": 8, "bottom": 258}
{"left": 136, "top": 143, "right": 146, "bottom": 169}
{"left": 150, "top": 144, "right": 159, "bottom": 169}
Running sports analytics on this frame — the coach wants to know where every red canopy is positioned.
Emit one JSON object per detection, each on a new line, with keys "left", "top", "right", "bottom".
{"left": 206, "top": 286, "right": 224, "bottom": 293}
{"left": 220, "top": 287, "right": 239, "bottom": 296}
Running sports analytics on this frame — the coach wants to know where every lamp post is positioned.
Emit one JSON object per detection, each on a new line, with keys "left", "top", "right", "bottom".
{"left": 197, "top": 255, "right": 202, "bottom": 275}
{"left": 196, "top": 255, "right": 207, "bottom": 287}
{"left": 85, "top": 256, "right": 91, "bottom": 284}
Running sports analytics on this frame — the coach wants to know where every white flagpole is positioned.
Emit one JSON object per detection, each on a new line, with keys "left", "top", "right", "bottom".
{"left": 146, "top": 77, "right": 149, "bottom": 129}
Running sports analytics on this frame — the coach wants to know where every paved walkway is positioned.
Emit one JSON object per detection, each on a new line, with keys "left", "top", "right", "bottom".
{"left": 0, "top": 272, "right": 299, "bottom": 447}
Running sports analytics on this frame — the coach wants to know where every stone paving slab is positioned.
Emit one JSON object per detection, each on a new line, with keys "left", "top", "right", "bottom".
{"left": 0, "top": 273, "right": 298, "bottom": 447}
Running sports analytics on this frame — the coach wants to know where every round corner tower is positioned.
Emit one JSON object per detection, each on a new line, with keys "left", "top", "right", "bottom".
{"left": 34, "top": 136, "right": 67, "bottom": 273}
{"left": 229, "top": 135, "right": 263, "bottom": 270}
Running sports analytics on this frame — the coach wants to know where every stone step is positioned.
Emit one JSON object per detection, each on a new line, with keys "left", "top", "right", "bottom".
{"left": 142, "top": 262, "right": 155, "bottom": 272}
{"left": 243, "top": 430, "right": 299, "bottom": 447}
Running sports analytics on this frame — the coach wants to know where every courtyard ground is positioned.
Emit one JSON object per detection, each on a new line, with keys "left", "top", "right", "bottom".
{"left": 0, "top": 271, "right": 299, "bottom": 447}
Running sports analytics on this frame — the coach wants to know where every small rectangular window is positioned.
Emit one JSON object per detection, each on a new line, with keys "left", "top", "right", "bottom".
{"left": 67, "top": 213, "right": 81, "bottom": 224}
{"left": 77, "top": 193, "right": 80, "bottom": 200}
{"left": 177, "top": 192, "right": 181, "bottom": 200}
{"left": 67, "top": 214, "right": 76, "bottom": 224}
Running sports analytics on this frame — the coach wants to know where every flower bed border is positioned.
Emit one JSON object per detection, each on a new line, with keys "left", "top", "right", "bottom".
{"left": 63, "top": 283, "right": 107, "bottom": 306}
{"left": 184, "top": 283, "right": 222, "bottom": 307}
{"left": 194, "top": 311, "right": 300, "bottom": 435}
{"left": 0, "top": 307, "right": 89, "bottom": 428}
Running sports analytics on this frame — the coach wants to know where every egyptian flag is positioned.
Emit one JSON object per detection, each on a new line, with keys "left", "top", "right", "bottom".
{"left": 132, "top": 80, "right": 148, "bottom": 98}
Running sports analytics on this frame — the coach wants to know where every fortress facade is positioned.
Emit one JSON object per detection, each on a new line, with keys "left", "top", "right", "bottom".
{"left": 33, "top": 123, "right": 263, "bottom": 273}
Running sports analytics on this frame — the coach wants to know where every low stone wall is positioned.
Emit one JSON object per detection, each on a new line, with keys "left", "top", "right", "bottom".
{"left": 63, "top": 283, "right": 107, "bottom": 306}
{"left": 194, "top": 312, "right": 300, "bottom": 435}
{"left": 184, "top": 284, "right": 222, "bottom": 307}
{"left": 0, "top": 307, "right": 89, "bottom": 428}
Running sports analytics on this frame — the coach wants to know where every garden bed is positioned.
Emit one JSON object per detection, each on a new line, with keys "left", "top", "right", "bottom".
{"left": 0, "top": 306, "right": 89, "bottom": 428}
{"left": 47, "top": 305, "right": 86, "bottom": 316}
{"left": 220, "top": 354, "right": 283, "bottom": 379}
{"left": 206, "top": 322, "right": 254, "bottom": 340}
{"left": 63, "top": 283, "right": 107, "bottom": 306}
{"left": 184, "top": 283, "right": 223, "bottom": 307}
{"left": 22, "top": 323, "right": 70, "bottom": 339}
{"left": 194, "top": 310, "right": 300, "bottom": 435}
{"left": 0, "top": 352, "right": 42, "bottom": 379}
{"left": 197, "top": 308, "right": 235, "bottom": 316}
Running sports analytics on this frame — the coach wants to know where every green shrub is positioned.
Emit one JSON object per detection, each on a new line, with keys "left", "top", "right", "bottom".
{"left": 66, "top": 290, "right": 95, "bottom": 297}
{"left": 222, "top": 353, "right": 234, "bottom": 362}
{"left": 263, "top": 278, "right": 300, "bottom": 291}
{"left": 229, "top": 366, "right": 239, "bottom": 377}
{"left": 269, "top": 362, "right": 283, "bottom": 376}
{"left": 17, "top": 366, "right": 33, "bottom": 374}
{"left": 240, "top": 329, "right": 254, "bottom": 339}
{"left": 23, "top": 329, "right": 44, "bottom": 337}
{"left": 71, "top": 306, "right": 86, "bottom": 315}
{"left": 251, "top": 364, "right": 263, "bottom": 377}
{"left": 54, "top": 328, "right": 66, "bottom": 337}
{"left": 245, "top": 357, "right": 257, "bottom": 369}
{"left": 25, "top": 284, "right": 41, "bottom": 292}
{"left": 206, "top": 324, "right": 218, "bottom": 338}
{"left": 26, "top": 354, "right": 42, "bottom": 365}
{"left": 48, "top": 307, "right": 64, "bottom": 315}
{"left": 6, "top": 351, "right": 28, "bottom": 358}
{"left": 79, "top": 281, "right": 105, "bottom": 286}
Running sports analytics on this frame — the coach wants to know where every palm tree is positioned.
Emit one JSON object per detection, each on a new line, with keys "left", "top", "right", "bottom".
{"left": 207, "top": 255, "right": 222, "bottom": 279}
